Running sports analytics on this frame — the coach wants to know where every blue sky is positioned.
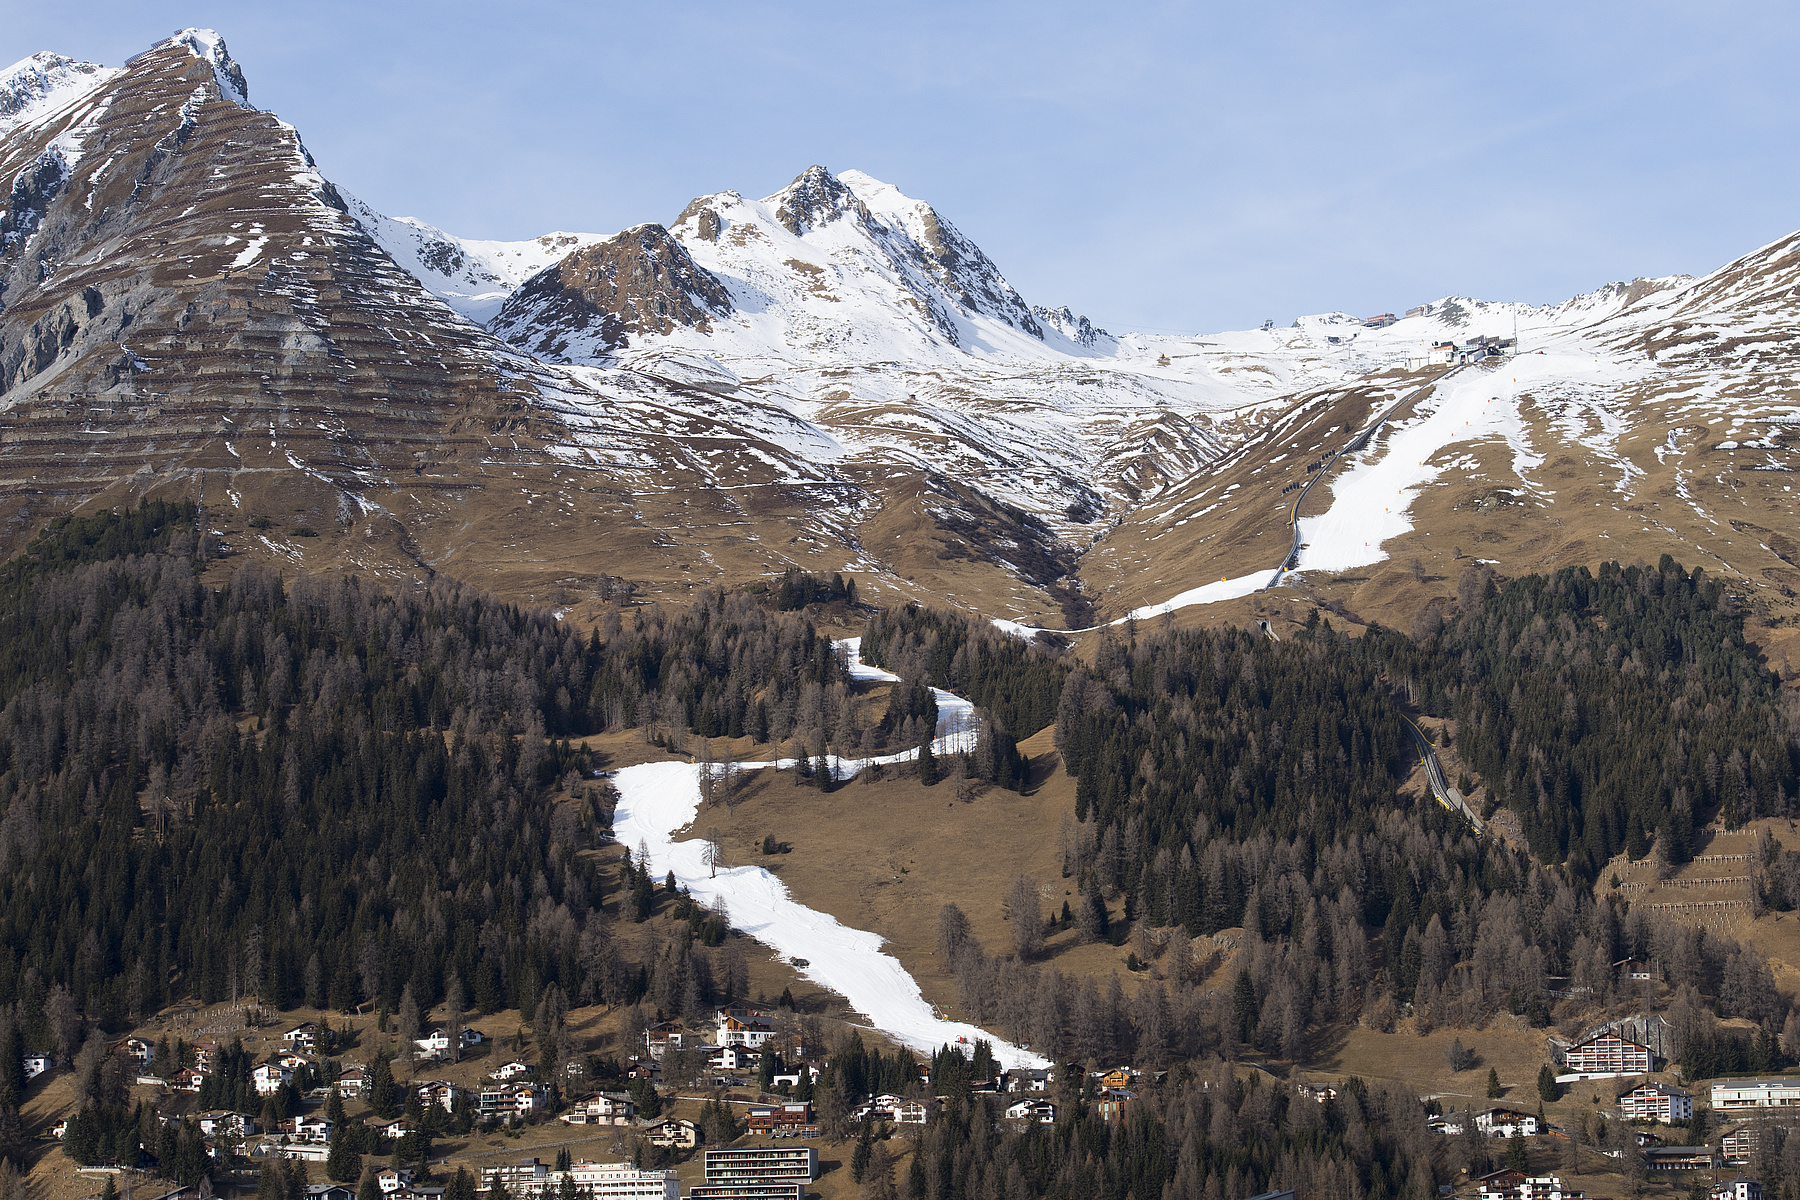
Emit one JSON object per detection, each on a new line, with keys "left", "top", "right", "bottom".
{"left": 9, "top": 1, "right": 1800, "bottom": 334}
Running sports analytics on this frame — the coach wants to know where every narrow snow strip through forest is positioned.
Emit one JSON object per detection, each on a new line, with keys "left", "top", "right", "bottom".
{"left": 608, "top": 640, "right": 1045, "bottom": 1068}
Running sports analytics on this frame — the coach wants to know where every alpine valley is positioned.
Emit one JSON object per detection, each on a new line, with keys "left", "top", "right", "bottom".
{"left": 10, "top": 28, "right": 1800, "bottom": 1200}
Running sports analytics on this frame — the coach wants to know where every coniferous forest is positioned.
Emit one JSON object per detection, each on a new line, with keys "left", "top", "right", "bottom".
{"left": 1, "top": 507, "right": 1798, "bottom": 1200}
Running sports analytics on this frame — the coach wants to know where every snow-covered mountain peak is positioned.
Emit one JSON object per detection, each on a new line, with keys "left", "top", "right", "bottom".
{"left": 158, "top": 28, "right": 251, "bottom": 107}
{"left": 1033, "top": 305, "right": 1111, "bottom": 348}
{"left": 489, "top": 221, "right": 732, "bottom": 360}
{"left": 766, "top": 164, "right": 866, "bottom": 236}
{"left": 838, "top": 168, "right": 1043, "bottom": 338}
{"left": 344, "top": 191, "right": 603, "bottom": 322}
{"left": 0, "top": 52, "right": 116, "bottom": 138}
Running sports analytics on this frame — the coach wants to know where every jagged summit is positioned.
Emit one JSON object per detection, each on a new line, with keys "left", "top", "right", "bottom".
{"left": 769, "top": 164, "right": 863, "bottom": 236}
{"left": 491, "top": 222, "right": 731, "bottom": 359}
{"left": 494, "top": 164, "right": 1059, "bottom": 366}
{"left": 154, "top": 28, "right": 250, "bottom": 106}
{"left": 1033, "top": 305, "right": 1109, "bottom": 348}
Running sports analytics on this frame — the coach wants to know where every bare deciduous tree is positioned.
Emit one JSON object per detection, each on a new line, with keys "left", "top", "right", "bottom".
{"left": 1006, "top": 875, "right": 1044, "bottom": 961}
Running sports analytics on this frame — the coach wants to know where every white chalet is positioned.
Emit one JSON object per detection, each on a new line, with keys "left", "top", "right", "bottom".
{"left": 708, "top": 1045, "right": 757, "bottom": 1071}
{"left": 715, "top": 1011, "right": 775, "bottom": 1048}
{"left": 1475, "top": 1108, "right": 1541, "bottom": 1138}
{"left": 281, "top": 1024, "right": 320, "bottom": 1051}
{"left": 560, "top": 1092, "right": 636, "bottom": 1126}
{"left": 252, "top": 1063, "right": 293, "bottom": 1096}
{"left": 290, "top": 1115, "right": 332, "bottom": 1144}
{"left": 1005, "top": 1099, "right": 1057, "bottom": 1123}
{"left": 198, "top": 1111, "right": 257, "bottom": 1138}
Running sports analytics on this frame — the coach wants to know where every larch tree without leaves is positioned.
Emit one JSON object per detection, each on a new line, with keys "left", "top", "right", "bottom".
{"left": 1006, "top": 874, "right": 1044, "bottom": 960}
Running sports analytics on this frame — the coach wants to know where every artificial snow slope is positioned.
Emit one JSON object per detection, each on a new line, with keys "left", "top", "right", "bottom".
{"left": 609, "top": 640, "right": 1040, "bottom": 1068}
{"left": 1076, "top": 252, "right": 1800, "bottom": 652}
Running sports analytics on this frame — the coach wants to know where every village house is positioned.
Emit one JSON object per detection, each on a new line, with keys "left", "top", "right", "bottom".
{"left": 644, "top": 1022, "right": 687, "bottom": 1058}
{"left": 1004, "top": 1099, "right": 1056, "bottom": 1124}
{"left": 490, "top": 1060, "right": 532, "bottom": 1080}
{"left": 282, "top": 1024, "right": 320, "bottom": 1051}
{"left": 376, "top": 1168, "right": 415, "bottom": 1194}
{"left": 1478, "top": 1172, "right": 1583, "bottom": 1200}
{"left": 747, "top": 1102, "right": 817, "bottom": 1137}
{"left": 197, "top": 1112, "right": 256, "bottom": 1139}
{"left": 1561, "top": 1031, "right": 1653, "bottom": 1075}
{"left": 1295, "top": 1083, "right": 1339, "bottom": 1104}
{"left": 22, "top": 1052, "right": 49, "bottom": 1080}
{"left": 1006, "top": 1068, "right": 1050, "bottom": 1093}
{"left": 334, "top": 1065, "right": 369, "bottom": 1098}
{"left": 1614, "top": 959, "right": 1654, "bottom": 981}
{"left": 1619, "top": 1082, "right": 1691, "bottom": 1123}
{"left": 276, "top": 1052, "right": 310, "bottom": 1071}
{"left": 306, "top": 1186, "right": 356, "bottom": 1200}
{"left": 268, "top": 1142, "right": 330, "bottom": 1163}
{"left": 1476, "top": 1108, "right": 1541, "bottom": 1138}
{"left": 770, "top": 1064, "right": 819, "bottom": 1089}
{"left": 892, "top": 1099, "right": 933, "bottom": 1124}
{"left": 289, "top": 1115, "right": 331, "bottom": 1144}
{"left": 715, "top": 1009, "right": 776, "bottom": 1048}
{"left": 116, "top": 1037, "right": 155, "bottom": 1068}
{"left": 745, "top": 1108, "right": 817, "bottom": 1137}
{"left": 1722, "top": 1126, "right": 1761, "bottom": 1167}
{"left": 414, "top": 1028, "right": 483, "bottom": 1058}
{"left": 252, "top": 1063, "right": 292, "bottom": 1096}
{"left": 1645, "top": 1146, "right": 1717, "bottom": 1171}
{"left": 1094, "top": 1089, "right": 1136, "bottom": 1125}
{"left": 560, "top": 1092, "right": 636, "bottom": 1126}
{"left": 1097, "top": 1068, "right": 1137, "bottom": 1090}
{"left": 193, "top": 1044, "right": 220, "bottom": 1074}
{"left": 367, "top": 1117, "right": 416, "bottom": 1141}
{"left": 1713, "top": 1177, "right": 1764, "bottom": 1200}
{"left": 708, "top": 1045, "right": 757, "bottom": 1072}
{"left": 171, "top": 1067, "right": 207, "bottom": 1093}
{"left": 415, "top": 1081, "right": 463, "bottom": 1113}
{"left": 645, "top": 1119, "right": 699, "bottom": 1150}
{"left": 477, "top": 1083, "right": 549, "bottom": 1120}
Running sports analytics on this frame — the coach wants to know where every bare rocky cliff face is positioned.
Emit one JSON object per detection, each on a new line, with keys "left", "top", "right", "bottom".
{"left": 490, "top": 222, "right": 730, "bottom": 359}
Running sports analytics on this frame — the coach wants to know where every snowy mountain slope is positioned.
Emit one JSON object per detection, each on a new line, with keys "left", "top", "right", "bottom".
{"left": 0, "top": 51, "right": 117, "bottom": 139}
{"left": 8, "top": 25, "right": 1800, "bottom": 649}
{"left": 0, "top": 30, "right": 1124, "bottom": 628}
{"left": 343, "top": 191, "right": 601, "bottom": 323}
